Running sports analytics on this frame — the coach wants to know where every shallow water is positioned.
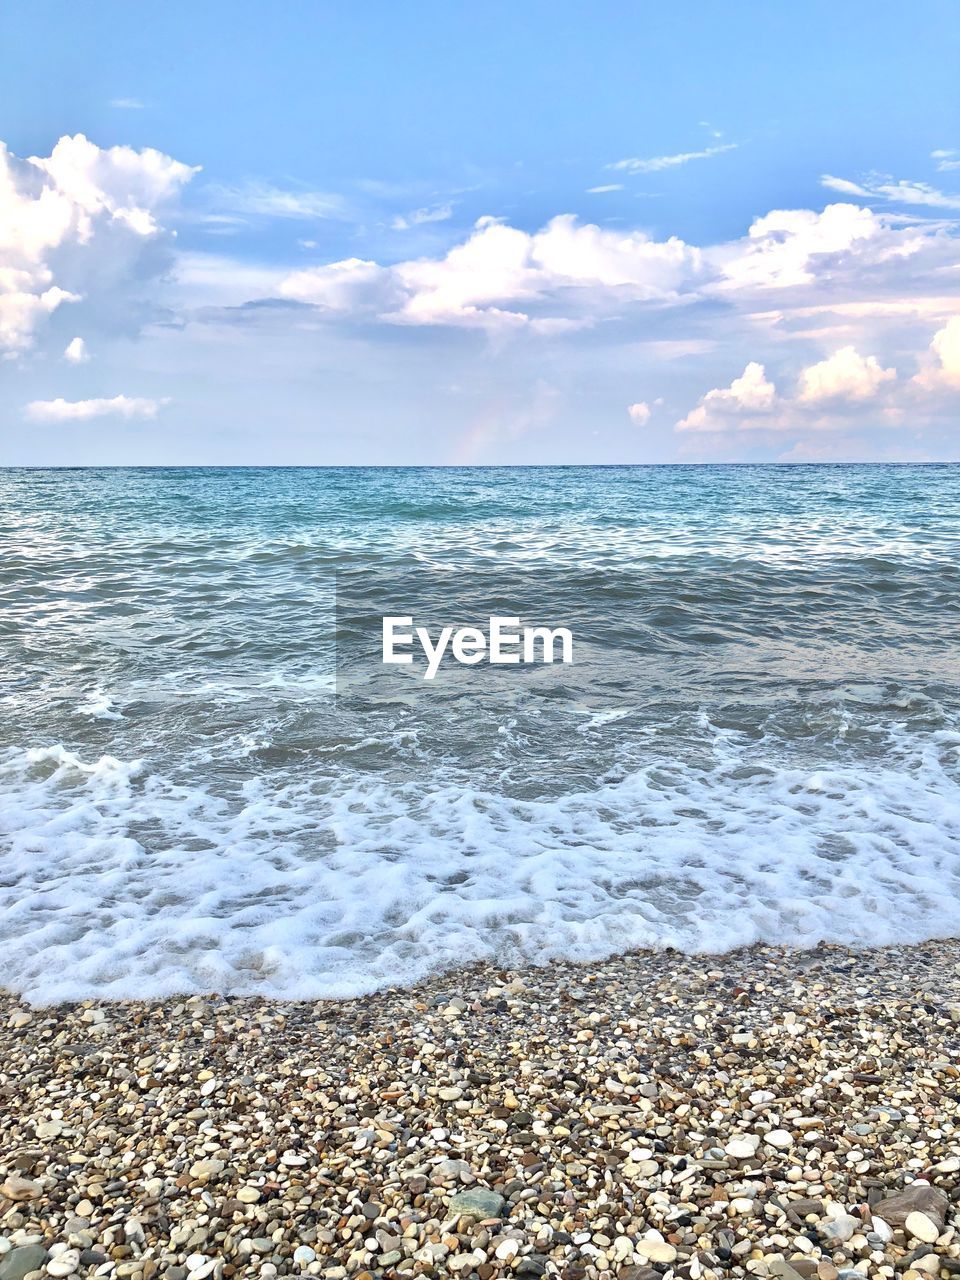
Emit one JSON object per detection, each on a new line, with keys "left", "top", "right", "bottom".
{"left": 1, "top": 464, "right": 959, "bottom": 1002}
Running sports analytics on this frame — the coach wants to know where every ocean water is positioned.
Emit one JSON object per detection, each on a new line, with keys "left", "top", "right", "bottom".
{"left": 1, "top": 464, "right": 959, "bottom": 1004}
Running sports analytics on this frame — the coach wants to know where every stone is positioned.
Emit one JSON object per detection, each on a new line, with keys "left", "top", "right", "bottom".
{"left": 236, "top": 1185, "right": 260, "bottom": 1203}
{"left": 635, "top": 1240, "right": 677, "bottom": 1263}
{"left": 905, "top": 1211, "right": 940, "bottom": 1244}
{"left": 870, "top": 1216, "right": 894, "bottom": 1243}
{"left": 45, "top": 1251, "right": 80, "bottom": 1277}
{"left": 782, "top": 1263, "right": 819, "bottom": 1279}
{"left": 873, "top": 1185, "right": 948, "bottom": 1231}
{"left": 820, "top": 1214, "right": 859, "bottom": 1244}
{"left": 912, "top": 1258, "right": 942, "bottom": 1276}
{"left": 188, "top": 1158, "right": 224, "bottom": 1181}
{"left": 724, "top": 1137, "right": 758, "bottom": 1160}
{"left": 768, "top": 1262, "right": 810, "bottom": 1280}
{"left": 766, "top": 1129, "right": 794, "bottom": 1148}
{"left": 730, "top": 1196, "right": 757, "bottom": 1215}
{"left": 0, "top": 1176, "right": 42, "bottom": 1202}
{"left": 293, "top": 1246, "right": 316, "bottom": 1266}
{"left": 448, "top": 1188, "right": 505, "bottom": 1219}
{"left": 0, "top": 1247, "right": 47, "bottom": 1280}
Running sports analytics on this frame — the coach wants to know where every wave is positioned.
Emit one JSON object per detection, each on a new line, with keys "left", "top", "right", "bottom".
{"left": 1, "top": 723, "right": 958, "bottom": 1005}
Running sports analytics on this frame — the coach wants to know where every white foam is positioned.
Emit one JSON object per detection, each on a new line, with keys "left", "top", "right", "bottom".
{"left": 74, "top": 690, "right": 123, "bottom": 720}
{"left": 1, "top": 717, "right": 959, "bottom": 1005}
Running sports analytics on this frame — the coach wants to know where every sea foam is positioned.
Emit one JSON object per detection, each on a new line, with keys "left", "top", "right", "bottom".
{"left": 1, "top": 715, "right": 958, "bottom": 1005}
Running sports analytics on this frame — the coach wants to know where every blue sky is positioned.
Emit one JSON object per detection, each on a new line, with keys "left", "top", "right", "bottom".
{"left": 1, "top": 0, "right": 959, "bottom": 463}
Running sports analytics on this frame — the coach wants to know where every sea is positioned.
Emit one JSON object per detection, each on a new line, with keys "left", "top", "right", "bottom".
{"left": 1, "top": 464, "right": 959, "bottom": 1003}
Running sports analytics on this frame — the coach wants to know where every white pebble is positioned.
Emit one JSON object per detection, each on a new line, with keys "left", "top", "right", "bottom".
{"left": 765, "top": 1129, "right": 793, "bottom": 1149}
{"left": 724, "top": 1137, "right": 757, "bottom": 1160}
{"left": 46, "top": 1250, "right": 80, "bottom": 1277}
{"left": 905, "top": 1210, "right": 939, "bottom": 1243}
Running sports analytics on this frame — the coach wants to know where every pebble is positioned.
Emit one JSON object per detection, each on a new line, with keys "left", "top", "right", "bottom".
{"left": 820, "top": 1214, "right": 859, "bottom": 1244}
{"left": 905, "top": 1211, "right": 940, "bottom": 1244}
{"left": 44, "top": 1249, "right": 80, "bottom": 1277}
{"left": 0, "top": 1246, "right": 48, "bottom": 1280}
{"left": 873, "top": 1184, "right": 948, "bottom": 1231}
{"left": 635, "top": 1239, "right": 677, "bottom": 1263}
{"left": 448, "top": 1188, "right": 506, "bottom": 1219}
{"left": 2, "top": 942, "right": 960, "bottom": 1280}
{"left": 725, "top": 1138, "right": 758, "bottom": 1160}
{"left": 0, "top": 1177, "right": 42, "bottom": 1202}
{"left": 766, "top": 1129, "right": 794, "bottom": 1149}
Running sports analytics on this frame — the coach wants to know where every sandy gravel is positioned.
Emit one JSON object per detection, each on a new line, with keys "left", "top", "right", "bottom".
{"left": 2, "top": 942, "right": 959, "bottom": 1280}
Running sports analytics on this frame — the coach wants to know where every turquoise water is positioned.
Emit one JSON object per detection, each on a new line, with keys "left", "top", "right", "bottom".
{"left": 1, "top": 464, "right": 959, "bottom": 1002}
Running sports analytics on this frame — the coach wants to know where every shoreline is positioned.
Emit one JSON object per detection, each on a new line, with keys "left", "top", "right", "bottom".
{"left": 2, "top": 941, "right": 959, "bottom": 1280}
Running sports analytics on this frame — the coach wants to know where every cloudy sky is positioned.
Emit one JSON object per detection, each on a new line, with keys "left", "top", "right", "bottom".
{"left": 1, "top": 0, "right": 959, "bottom": 464}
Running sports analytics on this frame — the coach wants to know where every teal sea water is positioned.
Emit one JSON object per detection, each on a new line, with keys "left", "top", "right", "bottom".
{"left": 1, "top": 464, "right": 959, "bottom": 1002}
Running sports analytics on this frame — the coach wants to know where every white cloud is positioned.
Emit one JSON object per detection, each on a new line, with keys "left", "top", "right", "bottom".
{"left": 610, "top": 143, "right": 738, "bottom": 174}
{"left": 676, "top": 362, "right": 777, "bottom": 432}
{"left": 932, "top": 150, "right": 960, "bottom": 173}
{"left": 270, "top": 200, "right": 950, "bottom": 335}
{"left": 279, "top": 213, "right": 700, "bottom": 329}
{"left": 63, "top": 336, "right": 88, "bottom": 363}
{"left": 711, "top": 203, "right": 899, "bottom": 291}
{"left": 25, "top": 394, "right": 169, "bottom": 422}
{"left": 110, "top": 98, "right": 145, "bottom": 110}
{"left": 0, "top": 284, "right": 79, "bottom": 352}
{"left": 796, "top": 346, "right": 896, "bottom": 404}
{"left": 930, "top": 316, "right": 960, "bottom": 382}
{"left": 0, "top": 133, "right": 197, "bottom": 352}
{"left": 678, "top": 346, "right": 904, "bottom": 436}
{"left": 197, "top": 213, "right": 248, "bottom": 235}
{"left": 587, "top": 184, "right": 623, "bottom": 194}
{"left": 913, "top": 316, "right": 960, "bottom": 390}
{"left": 391, "top": 203, "right": 454, "bottom": 231}
{"left": 822, "top": 173, "right": 960, "bottom": 210}
{"left": 213, "top": 182, "right": 346, "bottom": 220}
{"left": 280, "top": 257, "right": 405, "bottom": 316}
{"left": 29, "top": 133, "right": 197, "bottom": 233}
{"left": 748, "top": 296, "right": 959, "bottom": 324}
{"left": 627, "top": 401, "right": 652, "bottom": 425}
{"left": 273, "top": 201, "right": 960, "bottom": 365}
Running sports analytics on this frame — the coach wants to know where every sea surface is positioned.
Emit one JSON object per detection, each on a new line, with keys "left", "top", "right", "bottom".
{"left": 1, "top": 464, "right": 959, "bottom": 1003}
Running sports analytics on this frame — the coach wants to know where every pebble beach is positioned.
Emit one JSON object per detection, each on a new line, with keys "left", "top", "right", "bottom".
{"left": 1, "top": 942, "right": 959, "bottom": 1280}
